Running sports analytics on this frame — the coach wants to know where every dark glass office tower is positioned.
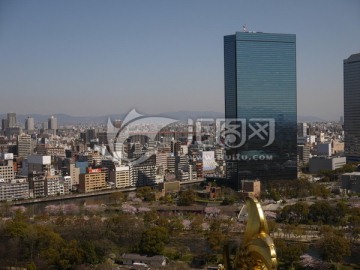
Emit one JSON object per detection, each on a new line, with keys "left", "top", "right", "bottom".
{"left": 344, "top": 53, "right": 360, "bottom": 162}
{"left": 224, "top": 32, "right": 297, "bottom": 189}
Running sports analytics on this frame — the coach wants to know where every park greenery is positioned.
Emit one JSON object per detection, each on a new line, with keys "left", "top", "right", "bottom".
{"left": 0, "top": 176, "right": 359, "bottom": 270}
{"left": 277, "top": 200, "right": 360, "bottom": 227}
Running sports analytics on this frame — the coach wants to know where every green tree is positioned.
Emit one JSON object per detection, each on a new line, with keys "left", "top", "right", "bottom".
{"left": 160, "top": 194, "right": 174, "bottom": 204}
{"left": 139, "top": 226, "right": 169, "bottom": 255}
{"left": 143, "top": 210, "right": 158, "bottom": 225}
{"left": 221, "top": 196, "right": 235, "bottom": 205}
{"left": 317, "top": 233, "right": 351, "bottom": 263}
{"left": 308, "top": 201, "right": 337, "bottom": 225}
{"left": 26, "top": 262, "right": 36, "bottom": 270}
{"left": 59, "top": 240, "right": 85, "bottom": 269}
{"left": 267, "top": 220, "right": 278, "bottom": 236}
{"left": 80, "top": 241, "right": 100, "bottom": 264}
{"left": 156, "top": 216, "right": 169, "bottom": 228}
{"left": 350, "top": 227, "right": 360, "bottom": 243}
{"left": 177, "top": 189, "right": 196, "bottom": 206}
{"left": 104, "top": 213, "right": 144, "bottom": 250}
{"left": 334, "top": 201, "right": 349, "bottom": 225}
{"left": 275, "top": 239, "right": 307, "bottom": 268}
{"left": 137, "top": 186, "right": 156, "bottom": 202}
{"left": 109, "top": 191, "right": 126, "bottom": 205}
{"left": 190, "top": 216, "right": 203, "bottom": 233}
{"left": 311, "top": 183, "right": 331, "bottom": 198}
{"left": 168, "top": 218, "right": 184, "bottom": 236}
{"left": 277, "top": 202, "right": 309, "bottom": 224}
{"left": 269, "top": 190, "right": 281, "bottom": 201}
{"left": 4, "top": 211, "right": 29, "bottom": 237}
{"left": 349, "top": 207, "right": 360, "bottom": 227}
{"left": 207, "top": 230, "right": 226, "bottom": 252}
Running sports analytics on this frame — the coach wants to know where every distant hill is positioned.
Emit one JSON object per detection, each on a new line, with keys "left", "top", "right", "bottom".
{"left": 0, "top": 111, "right": 225, "bottom": 125}
{"left": 0, "top": 112, "right": 331, "bottom": 125}
{"left": 157, "top": 111, "right": 224, "bottom": 122}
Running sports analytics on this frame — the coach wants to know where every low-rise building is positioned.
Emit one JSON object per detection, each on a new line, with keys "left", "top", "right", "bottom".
{"left": 197, "top": 185, "right": 222, "bottom": 199}
{"left": 309, "top": 156, "right": 346, "bottom": 174}
{"left": 332, "top": 140, "right": 344, "bottom": 155}
{"left": 121, "top": 253, "right": 167, "bottom": 268}
{"left": 341, "top": 172, "right": 360, "bottom": 193}
{"left": 110, "top": 166, "right": 130, "bottom": 189}
{"left": 317, "top": 143, "right": 332, "bottom": 156}
{"left": 158, "top": 181, "right": 180, "bottom": 195}
{"left": 46, "top": 147, "right": 66, "bottom": 157}
{"left": 79, "top": 168, "right": 106, "bottom": 193}
{"left": 0, "top": 178, "right": 29, "bottom": 201}
{"left": 241, "top": 179, "right": 261, "bottom": 198}
{"left": 61, "top": 176, "right": 72, "bottom": 194}
{"left": 45, "top": 175, "right": 62, "bottom": 196}
{"left": 31, "top": 176, "right": 46, "bottom": 198}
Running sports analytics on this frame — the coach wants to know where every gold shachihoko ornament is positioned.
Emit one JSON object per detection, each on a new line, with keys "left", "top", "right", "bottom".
{"left": 222, "top": 196, "right": 277, "bottom": 270}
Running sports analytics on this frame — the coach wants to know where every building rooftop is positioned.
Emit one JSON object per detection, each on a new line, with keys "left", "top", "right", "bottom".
{"left": 310, "top": 156, "right": 345, "bottom": 160}
{"left": 344, "top": 53, "right": 360, "bottom": 63}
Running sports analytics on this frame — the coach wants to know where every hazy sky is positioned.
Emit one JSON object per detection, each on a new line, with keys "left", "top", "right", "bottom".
{"left": 0, "top": 0, "right": 359, "bottom": 120}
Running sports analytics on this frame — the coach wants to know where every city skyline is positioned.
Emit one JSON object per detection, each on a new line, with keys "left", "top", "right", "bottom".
{"left": 1, "top": 0, "right": 359, "bottom": 120}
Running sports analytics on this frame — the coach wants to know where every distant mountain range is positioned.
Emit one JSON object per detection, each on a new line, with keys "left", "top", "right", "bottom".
{"left": 0, "top": 111, "right": 327, "bottom": 125}
{"left": 0, "top": 111, "right": 226, "bottom": 126}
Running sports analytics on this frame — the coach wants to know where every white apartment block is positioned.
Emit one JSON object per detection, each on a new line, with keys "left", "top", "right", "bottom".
{"left": 0, "top": 178, "right": 29, "bottom": 201}
{"left": 110, "top": 166, "right": 130, "bottom": 189}
{"left": 0, "top": 166, "right": 14, "bottom": 182}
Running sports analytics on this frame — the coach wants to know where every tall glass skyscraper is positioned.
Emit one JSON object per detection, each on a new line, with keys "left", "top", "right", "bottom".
{"left": 344, "top": 53, "right": 360, "bottom": 162}
{"left": 224, "top": 31, "right": 297, "bottom": 189}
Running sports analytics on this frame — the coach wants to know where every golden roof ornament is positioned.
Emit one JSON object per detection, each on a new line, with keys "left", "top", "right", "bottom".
{"left": 223, "top": 196, "right": 277, "bottom": 270}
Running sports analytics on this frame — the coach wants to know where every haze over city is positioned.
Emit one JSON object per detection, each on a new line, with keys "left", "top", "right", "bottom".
{"left": 2, "top": 1, "right": 360, "bottom": 269}
{"left": 0, "top": 0, "right": 359, "bottom": 120}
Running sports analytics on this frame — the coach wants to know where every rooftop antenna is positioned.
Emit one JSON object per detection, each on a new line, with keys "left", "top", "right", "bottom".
{"left": 243, "top": 24, "right": 248, "bottom": 32}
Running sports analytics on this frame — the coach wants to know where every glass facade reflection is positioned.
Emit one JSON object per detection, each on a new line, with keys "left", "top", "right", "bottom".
{"left": 344, "top": 53, "right": 360, "bottom": 162}
{"left": 224, "top": 32, "right": 297, "bottom": 189}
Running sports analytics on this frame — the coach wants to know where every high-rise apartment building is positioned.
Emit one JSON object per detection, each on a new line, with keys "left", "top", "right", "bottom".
{"left": 7, "top": 113, "right": 17, "bottom": 128}
{"left": 297, "top": 144, "right": 310, "bottom": 165}
{"left": 42, "top": 121, "right": 48, "bottom": 130}
{"left": 130, "top": 155, "right": 156, "bottom": 187}
{"left": 25, "top": 117, "right": 35, "bottom": 131}
{"left": 70, "top": 163, "right": 80, "bottom": 186}
{"left": 344, "top": 53, "right": 360, "bottom": 162}
{"left": 1, "top": 119, "right": 8, "bottom": 131}
{"left": 48, "top": 116, "right": 57, "bottom": 133}
{"left": 297, "top": 123, "right": 308, "bottom": 137}
{"left": 82, "top": 129, "right": 96, "bottom": 143}
{"left": 17, "top": 134, "right": 33, "bottom": 158}
{"left": 224, "top": 31, "right": 297, "bottom": 189}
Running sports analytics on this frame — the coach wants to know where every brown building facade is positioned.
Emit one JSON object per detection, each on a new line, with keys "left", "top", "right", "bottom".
{"left": 79, "top": 169, "right": 106, "bottom": 193}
